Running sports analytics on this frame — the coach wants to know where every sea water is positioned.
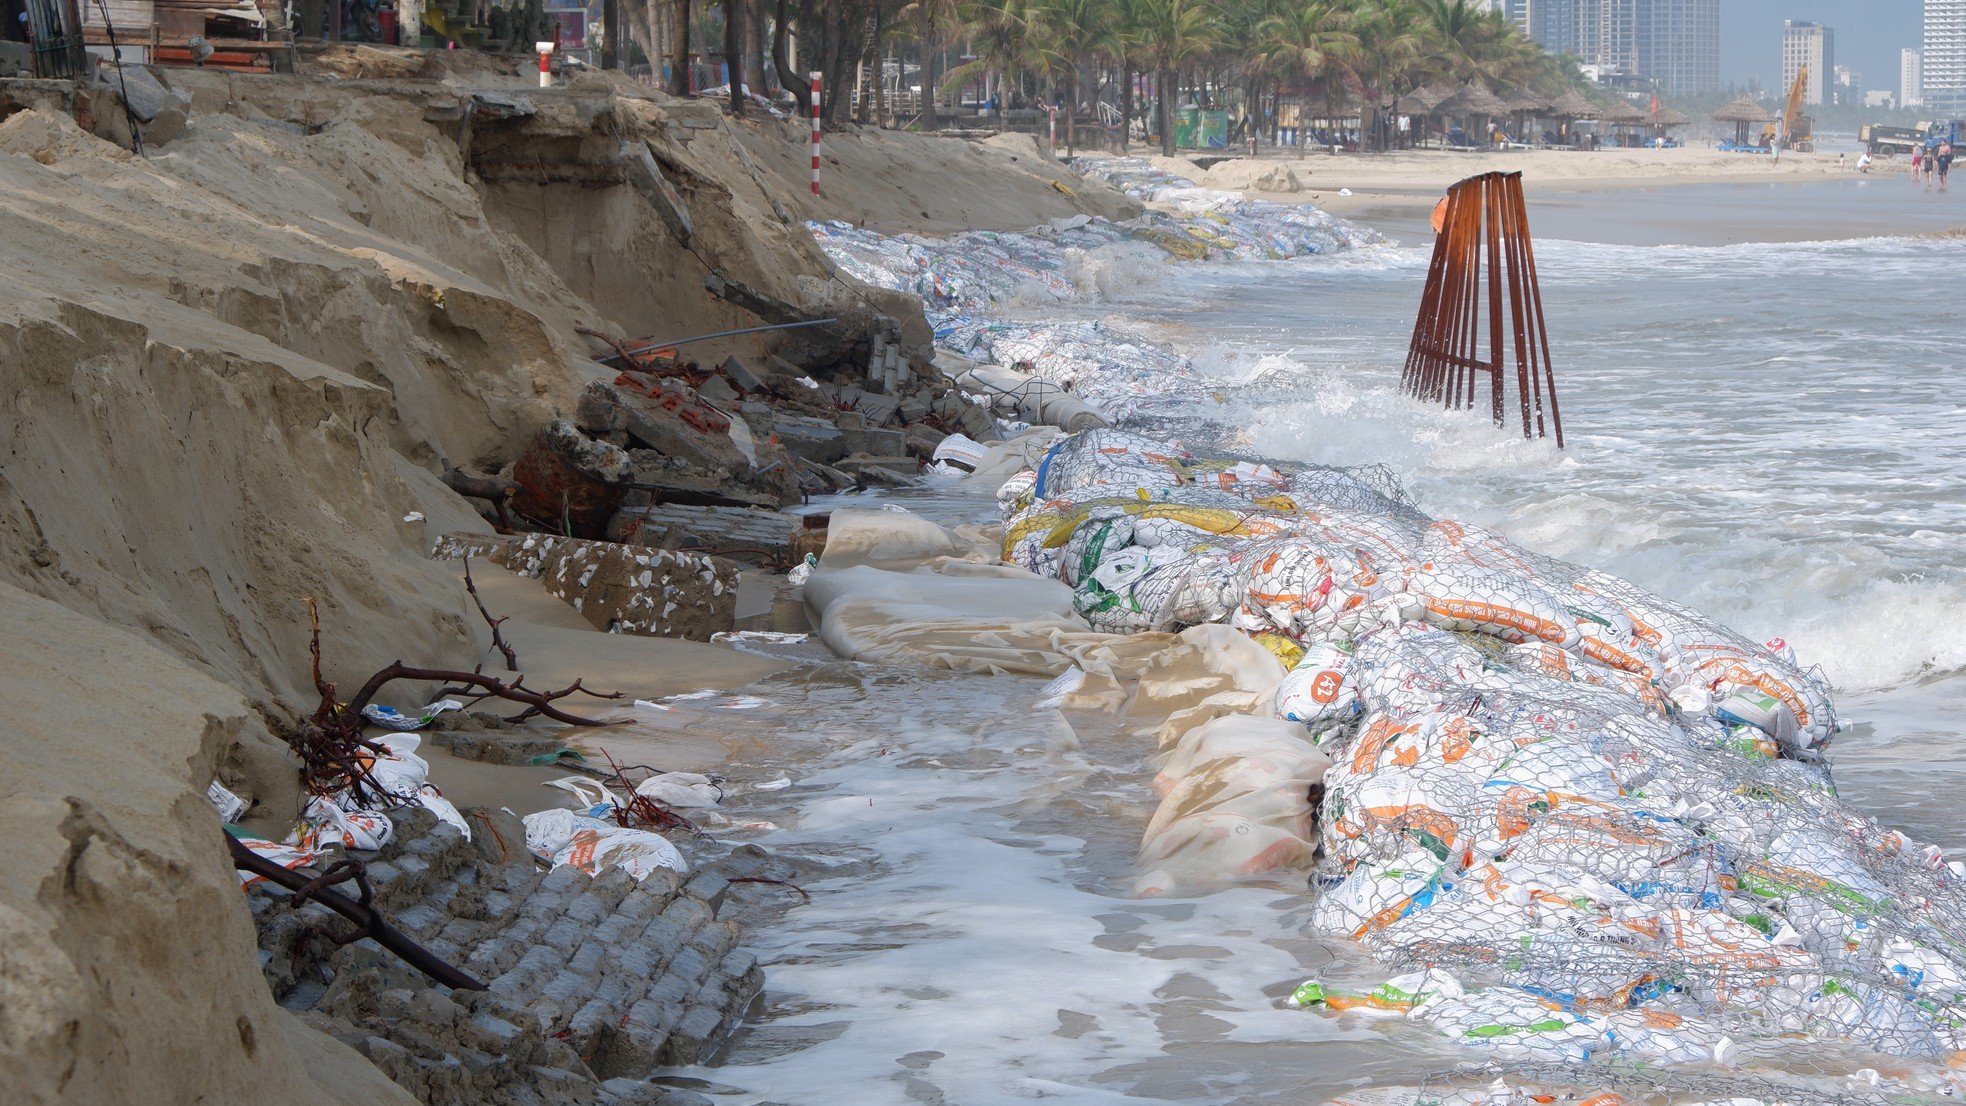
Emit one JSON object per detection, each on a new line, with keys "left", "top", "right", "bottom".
{"left": 682, "top": 181, "right": 1966, "bottom": 1103}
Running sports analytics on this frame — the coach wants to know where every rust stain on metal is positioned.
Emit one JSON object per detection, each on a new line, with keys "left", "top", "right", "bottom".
{"left": 1402, "top": 171, "right": 1564, "bottom": 447}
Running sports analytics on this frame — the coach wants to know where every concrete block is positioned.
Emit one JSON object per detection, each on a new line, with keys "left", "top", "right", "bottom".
{"left": 432, "top": 533, "right": 737, "bottom": 641}
{"left": 772, "top": 414, "right": 845, "bottom": 463}
{"left": 839, "top": 426, "right": 905, "bottom": 457}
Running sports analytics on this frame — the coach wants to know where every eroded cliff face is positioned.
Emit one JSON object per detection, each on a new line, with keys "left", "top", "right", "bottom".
{"left": 0, "top": 63, "right": 1135, "bottom": 1103}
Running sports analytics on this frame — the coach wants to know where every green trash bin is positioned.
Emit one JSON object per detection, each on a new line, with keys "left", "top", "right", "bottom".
{"left": 1174, "top": 106, "right": 1201, "bottom": 149}
{"left": 1200, "top": 110, "right": 1229, "bottom": 148}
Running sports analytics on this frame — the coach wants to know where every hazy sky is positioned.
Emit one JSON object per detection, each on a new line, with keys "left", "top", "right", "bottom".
{"left": 1721, "top": 0, "right": 1922, "bottom": 94}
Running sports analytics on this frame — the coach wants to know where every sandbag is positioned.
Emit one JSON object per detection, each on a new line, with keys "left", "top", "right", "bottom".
{"left": 522, "top": 808, "right": 688, "bottom": 880}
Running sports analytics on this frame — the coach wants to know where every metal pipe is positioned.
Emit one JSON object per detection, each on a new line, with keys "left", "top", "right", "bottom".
{"left": 599, "top": 318, "right": 841, "bottom": 363}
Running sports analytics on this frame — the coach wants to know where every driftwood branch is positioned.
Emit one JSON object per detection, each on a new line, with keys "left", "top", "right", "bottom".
{"left": 291, "top": 602, "right": 619, "bottom": 805}
{"left": 227, "top": 835, "right": 486, "bottom": 991}
{"left": 346, "top": 664, "right": 621, "bottom": 728}
{"left": 461, "top": 556, "right": 519, "bottom": 672}
{"left": 441, "top": 460, "right": 516, "bottom": 533}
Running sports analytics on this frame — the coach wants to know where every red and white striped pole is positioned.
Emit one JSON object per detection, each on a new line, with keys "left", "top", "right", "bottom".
{"left": 809, "top": 71, "right": 823, "bottom": 197}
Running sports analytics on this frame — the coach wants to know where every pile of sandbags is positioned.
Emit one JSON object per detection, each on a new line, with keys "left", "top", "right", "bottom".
{"left": 994, "top": 429, "right": 1966, "bottom": 1066}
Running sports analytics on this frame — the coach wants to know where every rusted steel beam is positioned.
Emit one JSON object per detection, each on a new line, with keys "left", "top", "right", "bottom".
{"left": 1401, "top": 171, "right": 1563, "bottom": 446}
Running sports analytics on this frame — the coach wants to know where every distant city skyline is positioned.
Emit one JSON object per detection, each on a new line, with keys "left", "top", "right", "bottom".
{"left": 1719, "top": 1, "right": 1918, "bottom": 98}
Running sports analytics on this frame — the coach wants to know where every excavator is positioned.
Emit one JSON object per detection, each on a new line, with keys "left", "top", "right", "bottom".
{"left": 1762, "top": 65, "right": 1815, "bottom": 152}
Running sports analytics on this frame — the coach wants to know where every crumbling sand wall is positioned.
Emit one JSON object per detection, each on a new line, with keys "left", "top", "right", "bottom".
{"left": 0, "top": 65, "right": 1138, "bottom": 1104}
{"left": 0, "top": 583, "right": 416, "bottom": 1105}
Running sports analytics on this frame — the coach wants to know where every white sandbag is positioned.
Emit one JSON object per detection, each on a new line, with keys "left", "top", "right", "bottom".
{"left": 930, "top": 432, "right": 993, "bottom": 470}
{"left": 1276, "top": 642, "right": 1360, "bottom": 728}
{"left": 1136, "top": 713, "right": 1331, "bottom": 896}
{"left": 291, "top": 795, "right": 395, "bottom": 852}
{"left": 819, "top": 507, "right": 972, "bottom": 567}
{"left": 231, "top": 832, "right": 323, "bottom": 889}
{"left": 634, "top": 772, "right": 724, "bottom": 808}
{"left": 521, "top": 807, "right": 688, "bottom": 880}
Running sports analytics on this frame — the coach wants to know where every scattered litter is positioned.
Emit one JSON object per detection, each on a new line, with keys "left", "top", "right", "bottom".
{"left": 753, "top": 776, "right": 793, "bottom": 791}
{"left": 789, "top": 553, "right": 819, "bottom": 585}
{"left": 289, "top": 795, "right": 395, "bottom": 851}
{"left": 208, "top": 780, "right": 249, "bottom": 824}
{"left": 1032, "top": 666, "right": 1087, "bottom": 710}
{"left": 360, "top": 699, "right": 464, "bottom": 732}
{"left": 402, "top": 511, "right": 426, "bottom": 523}
{"left": 632, "top": 698, "right": 674, "bottom": 711}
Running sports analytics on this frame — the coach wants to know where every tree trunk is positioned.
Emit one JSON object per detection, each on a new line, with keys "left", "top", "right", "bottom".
{"left": 1064, "top": 68, "right": 1075, "bottom": 156}
{"left": 1158, "top": 64, "right": 1174, "bottom": 157}
{"left": 725, "top": 0, "right": 745, "bottom": 115}
{"left": 917, "top": 4, "right": 937, "bottom": 129}
{"left": 772, "top": 0, "right": 808, "bottom": 115}
{"left": 1119, "top": 59, "right": 1131, "bottom": 153}
{"left": 871, "top": 2, "right": 885, "bottom": 127}
{"left": 671, "top": 0, "right": 691, "bottom": 96}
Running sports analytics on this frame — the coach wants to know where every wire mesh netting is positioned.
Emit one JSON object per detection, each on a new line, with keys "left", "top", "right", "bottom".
{"left": 999, "top": 430, "right": 1966, "bottom": 1096}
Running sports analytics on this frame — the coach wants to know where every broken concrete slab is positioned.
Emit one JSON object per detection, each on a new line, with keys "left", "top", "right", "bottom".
{"left": 605, "top": 505, "right": 802, "bottom": 566}
{"left": 431, "top": 533, "right": 736, "bottom": 640}
{"left": 839, "top": 426, "right": 905, "bottom": 458}
{"left": 771, "top": 415, "right": 844, "bottom": 464}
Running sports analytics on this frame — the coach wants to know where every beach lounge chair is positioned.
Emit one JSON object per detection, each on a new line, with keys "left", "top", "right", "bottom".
{"left": 1445, "top": 127, "right": 1479, "bottom": 151}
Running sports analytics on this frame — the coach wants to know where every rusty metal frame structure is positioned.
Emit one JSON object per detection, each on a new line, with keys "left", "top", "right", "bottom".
{"left": 1402, "top": 171, "right": 1564, "bottom": 447}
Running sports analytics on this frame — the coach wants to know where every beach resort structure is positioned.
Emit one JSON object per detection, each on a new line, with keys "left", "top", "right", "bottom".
{"left": 1512, "top": 0, "right": 1721, "bottom": 94}
{"left": 1783, "top": 21, "right": 1834, "bottom": 107}
{"left": 1927, "top": 0, "right": 1966, "bottom": 114}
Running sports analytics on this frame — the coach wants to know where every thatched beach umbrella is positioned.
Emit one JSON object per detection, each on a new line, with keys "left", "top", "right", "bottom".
{"left": 1712, "top": 95, "right": 1776, "bottom": 144}
{"left": 1440, "top": 83, "right": 1509, "bottom": 144}
{"left": 1595, "top": 99, "right": 1646, "bottom": 147}
{"left": 1501, "top": 88, "right": 1550, "bottom": 143}
{"left": 1403, "top": 82, "right": 1456, "bottom": 145}
{"left": 1550, "top": 88, "right": 1601, "bottom": 121}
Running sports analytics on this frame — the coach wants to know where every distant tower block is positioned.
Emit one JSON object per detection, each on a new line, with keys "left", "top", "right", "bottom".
{"left": 1402, "top": 171, "right": 1564, "bottom": 447}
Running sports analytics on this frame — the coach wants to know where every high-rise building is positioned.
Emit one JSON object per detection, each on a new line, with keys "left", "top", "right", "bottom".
{"left": 1903, "top": 47, "right": 1925, "bottom": 108}
{"left": 1516, "top": 0, "right": 1720, "bottom": 94}
{"left": 1782, "top": 21, "right": 1833, "bottom": 106}
{"left": 1642, "top": 0, "right": 1722, "bottom": 95}
{"left": 1927, "top": 2, "right": 1966, "bottom": 115}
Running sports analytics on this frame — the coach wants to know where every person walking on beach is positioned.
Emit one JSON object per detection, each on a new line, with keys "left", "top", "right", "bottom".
{"left": 1913, "top": 147, "right": 1926, "bottom": 187}
{"left": 1939, "top": 142, "right": 1954, "bottom": 192}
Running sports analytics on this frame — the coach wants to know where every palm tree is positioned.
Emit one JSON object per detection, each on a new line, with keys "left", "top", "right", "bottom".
{"left": 1256, "top": 0, "right": 1358, "bottom": 156}
{"left": 1042, "top": 0, "right": 1119, "bottom": 155}
{"left": 943, "top": 0, "right": 1054, "bottom": 127}
{"left": 1132, "top": 0, "right": 1222, "bottom": 155}
{"left": 900, "top": 0, "right": 961, "bottom": 128}
{"left": 1348, "top": 0, "right": 1430, "bottom": 150}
